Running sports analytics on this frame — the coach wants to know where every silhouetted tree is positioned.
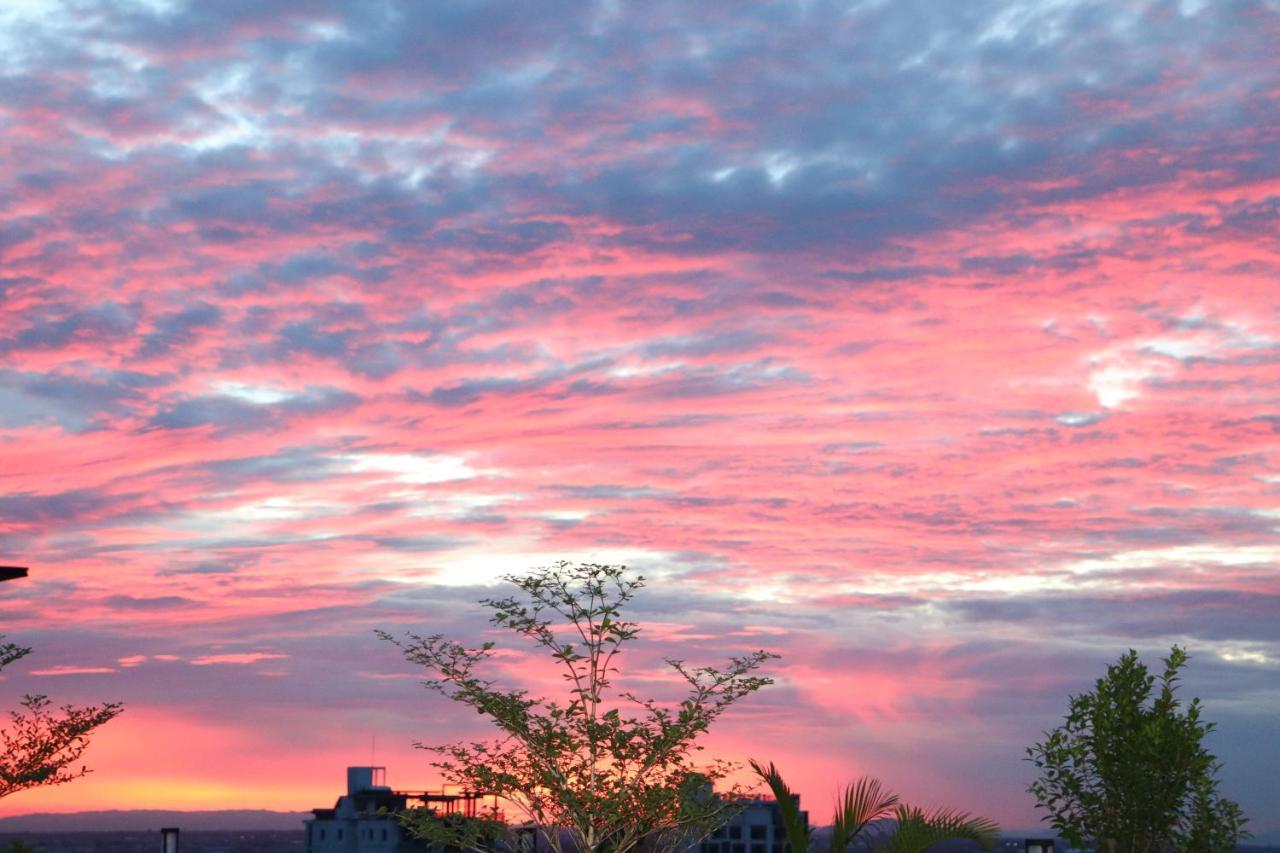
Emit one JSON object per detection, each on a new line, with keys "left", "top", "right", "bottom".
{"left": 1026, "top": 646, "right": 1247, "bottom": 852}
{"left": 380, "top": 562, "right": 776, "bottom": 853}
{"left": 0, "top": 637, "right": 122, "bottom": 800}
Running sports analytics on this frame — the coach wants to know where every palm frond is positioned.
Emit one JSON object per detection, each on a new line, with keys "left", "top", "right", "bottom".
{"left": 883, "top": 805, "right": 999, "bottom": 853}
{"left": 829, "top": 776, "right": 900, "bottom": 853}
{"left": 749, "top": 760, "right": 811, "bottom": 853}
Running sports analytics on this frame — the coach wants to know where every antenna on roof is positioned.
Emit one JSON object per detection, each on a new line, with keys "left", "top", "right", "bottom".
{"left": 371, "top": 734, "right": 376, "bottom": 766}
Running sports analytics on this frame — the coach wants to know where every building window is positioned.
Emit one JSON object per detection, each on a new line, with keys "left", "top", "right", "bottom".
{"left": 732, "top": 844, "right": 745, "bottom": 853}
{"left": 319, "top": 829, "right": 326, "bottom": 841}
{"left": 752, "top": 845, "right": 766, "bottom": 853}
{"left": 337, "top": 829, "right": 343, "bottom": 841}
{"left": 383, "top": 828, "right": 389, "bottom": 841}
{"left": 729, "top": 826, "right": 743, "bottom": 840}
{"left": 712, "top": 828, "right": 726, "bottom": 840}
{"left": 750, "top": 826, "right": 767, "bottom": 841}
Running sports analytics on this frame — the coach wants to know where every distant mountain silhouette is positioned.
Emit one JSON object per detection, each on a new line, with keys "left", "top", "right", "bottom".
{"left": 0, "top": 809, "right": 308, "bottom": 832}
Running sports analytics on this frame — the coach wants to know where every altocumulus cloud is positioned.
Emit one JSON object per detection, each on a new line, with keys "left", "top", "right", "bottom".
{"left": 1, "top": 0, "right": 1278, "bottom": 840}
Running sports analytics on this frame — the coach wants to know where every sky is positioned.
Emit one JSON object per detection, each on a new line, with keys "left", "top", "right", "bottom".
{"left": 1, "top": 0, "right": 1278, "bottom": 841}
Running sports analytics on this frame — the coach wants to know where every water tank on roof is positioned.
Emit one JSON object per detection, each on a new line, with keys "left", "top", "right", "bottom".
{"left": 347, "top": 766, "right": 388, "bottom": 793}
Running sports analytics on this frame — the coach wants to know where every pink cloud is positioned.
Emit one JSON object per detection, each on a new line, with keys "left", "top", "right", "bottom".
{"left": 27, "top": 666, "right": 119, "bottom": 677}
{"left": 189, "top": 653, "right": 290, "bottom": 667}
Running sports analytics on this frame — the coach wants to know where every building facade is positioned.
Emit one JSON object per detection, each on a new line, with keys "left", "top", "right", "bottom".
{"left": 308, "top": 768, "right": 802, "bottom": 853}
{"left": 697, "top": 796, "right": 808, "bottom": 853}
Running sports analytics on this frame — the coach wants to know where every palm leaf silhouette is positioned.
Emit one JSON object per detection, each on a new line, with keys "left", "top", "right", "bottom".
{"left": 749, "top": 759, "right": 811, "bottom": 853}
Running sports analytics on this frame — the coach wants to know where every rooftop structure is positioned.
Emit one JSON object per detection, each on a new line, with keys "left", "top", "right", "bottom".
{"left": 306, "top": 766, "right": 495, "bottom": 853}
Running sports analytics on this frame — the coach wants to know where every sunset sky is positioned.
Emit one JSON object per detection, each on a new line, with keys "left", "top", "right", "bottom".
{"left": 2, "top": 0, "right": 1278, "bottom": 840}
